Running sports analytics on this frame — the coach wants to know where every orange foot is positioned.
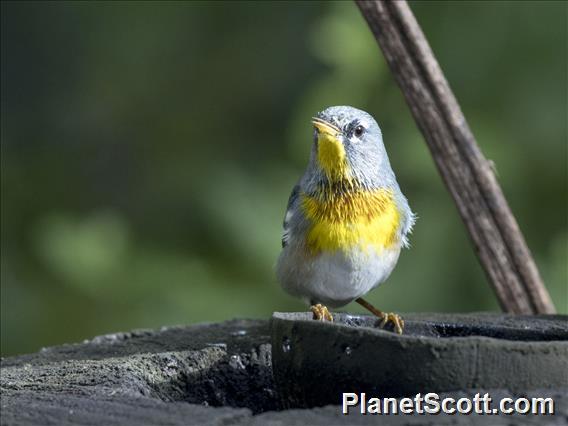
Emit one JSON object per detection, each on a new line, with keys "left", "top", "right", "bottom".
{"left": 310, "top": 304, "right": 333, "bottom": 322}
{"left": 378, "top": 312, "right": 404, "bottom": 335}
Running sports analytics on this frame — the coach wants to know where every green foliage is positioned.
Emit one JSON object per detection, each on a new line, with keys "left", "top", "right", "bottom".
{"left": 1, "top": 1, "right": 566, "bottom": 356}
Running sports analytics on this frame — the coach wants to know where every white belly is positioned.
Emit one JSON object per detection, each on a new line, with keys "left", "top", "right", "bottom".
{"left": 276, "top": 243, "right": 401, "bottom": 308}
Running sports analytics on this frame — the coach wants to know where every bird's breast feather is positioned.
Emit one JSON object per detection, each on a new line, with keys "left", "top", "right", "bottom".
{"left": 300, "top": 188, "right": 400, "bottom": 254}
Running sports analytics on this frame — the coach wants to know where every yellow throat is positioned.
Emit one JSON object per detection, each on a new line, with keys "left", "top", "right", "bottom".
{"left": 313, "top": 119, "right": 349, "bottom": 181}
{"left": 304, "top": 119, "right": 400, "bottom": 255}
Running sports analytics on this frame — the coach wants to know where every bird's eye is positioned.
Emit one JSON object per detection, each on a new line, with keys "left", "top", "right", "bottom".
{"left": 354, "top": 125, "right": 365, "bottom": 138}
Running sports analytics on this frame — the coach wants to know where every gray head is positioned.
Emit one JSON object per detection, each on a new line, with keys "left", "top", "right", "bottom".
{"left": 305, "top": 105, "right": 397, "bottom": 189}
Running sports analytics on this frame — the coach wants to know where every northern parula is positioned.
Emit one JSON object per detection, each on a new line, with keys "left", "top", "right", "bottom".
{"left": 276, "top": 106, "right": 415, "bottom": 334}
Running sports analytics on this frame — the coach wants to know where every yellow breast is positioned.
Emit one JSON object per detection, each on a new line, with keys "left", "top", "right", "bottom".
{"left": 301, "top": 188, "right": 400, "bottom": 255}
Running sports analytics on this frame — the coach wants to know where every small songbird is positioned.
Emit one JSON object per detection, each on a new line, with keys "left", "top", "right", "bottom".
{"left": 276, "top": 106, "right": 415, "bottom": 334}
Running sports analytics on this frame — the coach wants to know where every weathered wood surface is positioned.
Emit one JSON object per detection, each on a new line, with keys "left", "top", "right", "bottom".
{"left": 273, "top": 312, "right": 568, "bottom": 408}
{"left": 2, "top": 315, "right": 567, "bottom": 425}
{"left": 355, "top": 0, "right": 555, "bottom": 315}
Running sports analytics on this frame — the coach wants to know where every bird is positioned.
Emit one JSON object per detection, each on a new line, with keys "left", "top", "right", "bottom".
{"left": 276, "top": 106, "right": 415, "bottom": 334}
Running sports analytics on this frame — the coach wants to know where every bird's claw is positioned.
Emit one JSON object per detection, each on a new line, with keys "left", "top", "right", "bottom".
{"left": 378, "top": 312, "right": 404, "bottom": 334}
{"left": 311, "top": 304, "right": 333, "bottom": 322}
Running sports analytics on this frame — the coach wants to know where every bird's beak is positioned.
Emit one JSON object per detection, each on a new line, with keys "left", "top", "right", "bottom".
{"left": 312, "top": 117, "right": 341, "bottom": 138}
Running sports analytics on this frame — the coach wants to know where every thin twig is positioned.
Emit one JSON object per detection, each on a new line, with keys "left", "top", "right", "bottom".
{"left": 355, "top": 0, "right": 555, "bottom": 314}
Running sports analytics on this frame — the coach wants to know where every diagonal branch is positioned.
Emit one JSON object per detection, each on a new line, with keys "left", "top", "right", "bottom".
{"left": 355, "top": 0, "right": 555, "bottom": 314}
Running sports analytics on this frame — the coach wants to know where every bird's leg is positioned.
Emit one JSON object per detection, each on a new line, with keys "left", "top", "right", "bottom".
{"left": 310, "top": 303, "right": 333, "bottom": 322}
{"left": 355, "top": 297, "right": 404, "bottom": 334}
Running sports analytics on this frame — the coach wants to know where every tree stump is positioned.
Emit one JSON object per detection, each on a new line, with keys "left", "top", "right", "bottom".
{"left": 1, "top": 314, "right": 567, "bottom": 425}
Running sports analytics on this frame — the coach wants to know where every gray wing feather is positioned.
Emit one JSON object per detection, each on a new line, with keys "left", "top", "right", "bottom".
{"left": 281, "top": 184, "right": 300, "bottom": 248}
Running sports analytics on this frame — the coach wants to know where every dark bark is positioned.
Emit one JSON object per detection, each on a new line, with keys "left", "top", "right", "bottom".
{"left": 355, "top": 0, "right": 555, "bottom": 314}
{"left": 2, "top": 316, "right": 567, "bottom": 424}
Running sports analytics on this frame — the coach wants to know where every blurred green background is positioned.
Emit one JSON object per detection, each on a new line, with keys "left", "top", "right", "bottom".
{"left": 1, "top": 1, "right": 566, "bottom": 356}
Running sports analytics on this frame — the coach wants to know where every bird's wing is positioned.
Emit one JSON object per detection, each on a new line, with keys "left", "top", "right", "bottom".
{"left": 399, "top": 196, "right": 417, "bottom": 248}
{"left": 281, "top": 184, "right": 300, "bottom": 248}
